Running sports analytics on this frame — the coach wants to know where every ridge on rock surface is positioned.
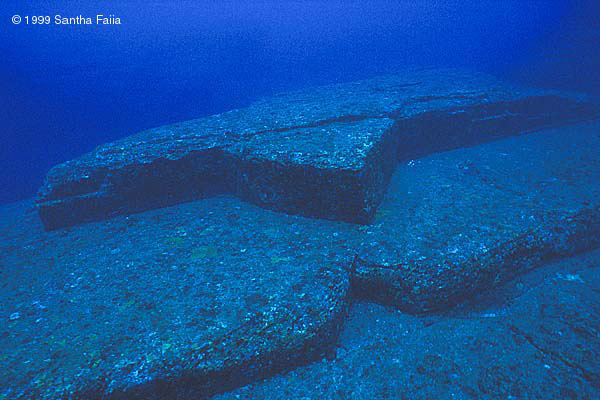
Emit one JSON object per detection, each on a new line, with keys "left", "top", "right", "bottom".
{"left": 36, "top": 68, "right": 600, "bottom": 230}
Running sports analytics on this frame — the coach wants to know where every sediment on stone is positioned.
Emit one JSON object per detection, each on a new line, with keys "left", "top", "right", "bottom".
{"left": 4, "top": 119, "right": 600, "bottom": 399}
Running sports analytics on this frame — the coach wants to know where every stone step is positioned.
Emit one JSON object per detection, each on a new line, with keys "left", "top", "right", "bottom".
{"left": 352, "top": 120, "right": 600, "bottom": 311}
{"left": 36, "top": 69, "right": 600, "bottom": 230}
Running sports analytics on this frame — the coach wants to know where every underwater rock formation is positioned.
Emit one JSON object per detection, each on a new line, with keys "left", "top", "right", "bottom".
{"left": 3, "top": 119, "right": 600, "bottom": 399}
{"left": 350, "top": 122, "right": 600, "bottom": 312}
{"left": 36, "top": 68, "right": 600, "bottom": 230}
{"left": 18, "top": 68, "right": 600, "bottom": 398}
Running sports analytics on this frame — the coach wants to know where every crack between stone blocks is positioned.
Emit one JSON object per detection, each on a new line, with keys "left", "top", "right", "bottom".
{"left": 507, "top": 323, "right": 600, "bottom": 388}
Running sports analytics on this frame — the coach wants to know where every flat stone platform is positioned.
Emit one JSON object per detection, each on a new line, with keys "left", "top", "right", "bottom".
{"left": 1, "top": 197, "right": 352, "bottom": 399}
{"left": 36, "top": 69, "right": 600, "bottom": 230}
{"left": 217, "top": 249, "right": 600, "bottom": 399}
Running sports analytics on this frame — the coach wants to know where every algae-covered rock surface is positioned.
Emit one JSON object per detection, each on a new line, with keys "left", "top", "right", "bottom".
{"left": 3, "top": 112, "right": 600, "bottom": 396}
{"left": 36, "top": 69, "right": 600, "bottom": 230}
{"left": 0, "top": 198, "right": 354, "bottom": 399}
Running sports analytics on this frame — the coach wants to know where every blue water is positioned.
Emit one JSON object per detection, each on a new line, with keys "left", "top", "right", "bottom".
{"left": 2, "top": 2, "right": 600, "bottom": 399}
{"left": 1, "top": 0, "right": 599, "bottom": 204}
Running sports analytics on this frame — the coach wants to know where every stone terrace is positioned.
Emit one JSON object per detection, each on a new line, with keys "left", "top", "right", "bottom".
{"left": 36, "top": 69, "right": 600, "bottom": 229}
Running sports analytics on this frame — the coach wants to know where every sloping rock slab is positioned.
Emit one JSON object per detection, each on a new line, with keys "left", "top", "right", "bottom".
{"left": 352, "top": 120, "right": 600, "bottom": 312}
{"left": 36, "top": 69, "right": 600, "bottom": 230}
{"left": 0, "top": 197, "right": 354, "bottom": 399}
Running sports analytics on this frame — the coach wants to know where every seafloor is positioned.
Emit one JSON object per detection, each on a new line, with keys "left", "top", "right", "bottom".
{"left": 1, "top": 120, "right": 599, "bottom": 399}
{"left": 215, "top": 247, "right": 600, "bottom": 400}
{"left": 2, "top": 70, "right": 600, "bottom": 399}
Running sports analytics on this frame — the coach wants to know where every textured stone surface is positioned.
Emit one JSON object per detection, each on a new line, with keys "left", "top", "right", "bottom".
{"left": 1, "top": 198, "right": 353, "bottom": 399}
{"left": 3, "top": 120, "right": 600, "bottom": 398}
{"left": 36, "top": 68, "right": 600, "bottom": 230}
{"left": 216, "top": 249, "right": 600, "bottom": 400}
{"left": 352, "top": 120, "right": 600, "bottom": 312}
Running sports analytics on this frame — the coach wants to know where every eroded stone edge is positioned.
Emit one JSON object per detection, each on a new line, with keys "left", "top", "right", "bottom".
{"left": 351, "top": 206, "right": 600, "bottom": 313}
{"left": 53, "top": 268, "right": 351, "bottom": 399}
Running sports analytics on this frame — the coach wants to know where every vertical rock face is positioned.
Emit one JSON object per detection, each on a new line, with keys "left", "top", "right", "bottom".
{"left": 36, "top": 69, "right": 600, "bottom": 230}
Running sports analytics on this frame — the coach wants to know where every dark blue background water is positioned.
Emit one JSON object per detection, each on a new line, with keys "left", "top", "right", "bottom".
{"left": 1, "top": 0, "right": 599, "bottom": 204}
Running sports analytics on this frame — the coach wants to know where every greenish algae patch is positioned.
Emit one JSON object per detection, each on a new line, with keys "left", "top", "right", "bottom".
{"left": 190, "top": 245, "right": 218, "bottom": 260}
